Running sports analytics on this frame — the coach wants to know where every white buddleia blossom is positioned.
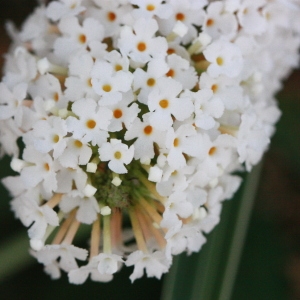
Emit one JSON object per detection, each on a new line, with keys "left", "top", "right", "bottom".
{"left": 0, "top": 0, "right": 299, "bottom": 284}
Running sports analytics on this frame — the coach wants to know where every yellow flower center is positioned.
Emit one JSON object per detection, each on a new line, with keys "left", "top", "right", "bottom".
{"left": 159, "top": 99, "right": 169, "bottom": 109}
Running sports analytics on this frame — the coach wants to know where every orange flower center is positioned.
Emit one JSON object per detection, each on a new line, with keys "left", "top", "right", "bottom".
{"left": 107, "top": 12, "right": 116, "bottom": 22}
{"left": 113, "top": 109, "right": 123, "bottom": 119}
{"left": 102, "top": 84, "right": 112, "bottom": 92}
{"left": 86, "top": 119, "right": 96, "bottom": 129}
{"left": 208, "top": 147, "right": 216, "bottom": 156}
{"left": 74, "top": 140, "right": 83, "bottom": 148}
{"left": 211, "top": 84, "right": 218, "bottom": 93}
{"left": 166, "top": 69, "right": 175, "bottom": 77}
{"left": 176, "top": 13, "right": 185, "bottom": 21}
{"left": 146, "top": 4, "right": 155, "bottom": 11}
{"left": 137, "top": 42, "right": 147, "bottom": 52}
{"left": 216, "top": 57, "right": 224, "bottom": 66}
{"left": 147, "top": 78, "right": 156, "bottom": 87}
{"left": 206, "top": 19, "right": 214, "bottom": 26}
{"left": 173, "top": 138, "right": 179, "bottom": 147}
{"left": 167, "top": 48, "right": 176, "bottom": 55}
{"left": 53, "top": 134, "right": 60, "bottom": 143}
{"left": 115, "top": 64, "right": 122, "bottom": 71}
{"left": 143, "top": 125, "right": 153, "bottom": 135}
{"left": 78, "top": 34, "right": 87, "bottom": 44}
{"left": 159, "top": 99, "right": 169, "bottom": 109}
{"left": 53, "top": 92, "right": 59, "bottom": 102}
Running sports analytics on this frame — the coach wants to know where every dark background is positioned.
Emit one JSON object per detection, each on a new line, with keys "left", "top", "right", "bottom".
{"left": 0, "top": 1, "right": 300, "bottom": 299}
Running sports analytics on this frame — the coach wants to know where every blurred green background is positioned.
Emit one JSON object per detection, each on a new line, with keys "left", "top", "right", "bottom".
{"left": 0, "top": 2, "right": 300, "bottom": 299}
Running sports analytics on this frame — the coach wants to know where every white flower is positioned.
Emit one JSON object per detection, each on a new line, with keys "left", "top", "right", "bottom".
{"left": 148, "top": 77, "right": 193, "bottom": 130}
{"left": 68, "top": 258, "right": 113, "bottom": 284}
{"left": 0, "top": 119, "right": 22, "bottom": 157}
{"left": 125, "top": 112, "right": 166, "bottom": 162}
{"left": 164, "top": 191, "right": 194, "bottom": 220}
{"left": 87, "top": 0, "right": 133, "bottom": 38}
{"left": 125, "top": 250, "right": 170, "bottom": 282}
{"left": 166, "top": 54, "right": 198, "bottom": 90}
{"left": 20, "top": 146, "right": 58, "bottom": 193}
{"left": 91, "top": 58, "right": 133, "bottom": 105}
{"left": 30, "top": 116, "right": 68, "bottom": 159}
{"left": 36, "top": 244, "right": 88, "bottom": 272}
{"left": 15, "top": 196, "right": 59, "bottom": 245}
{"left": 58, "top": 137, "right": 92, "bottom": 168}
{"left": 165, "top": 124, "right": 200, "bottom": 169}
{"left": 157, "top": 0, "right": 206, "bottom": 44}
{"left": 237, "top": 111, "right": 270, "bottom": 171}
{"left": 165, "top": 222, "right": 206, "bottom": 259}
{"left": 0, "top": 82, "right": 27, "bottom": 120}
{"left": 3, "top": 47, "right": 37, "bottom": 89}
{"left": 95, "top": 253, "right": 124, "bottom": 275}
{"left": 203, "top": 1, "right": 238, "bottom": 40}
{"left": 156, "top": 164, "right": 194, "bottom": 196}
{"left": 190, "top": 88, "right": 224, "bottom": 130}
{"left": 54, "top": 17, "right": 104, "bottom": 64}
{"left": 203, "top": 39, "right": 244, "bottom": 78}
{"left": 60, "top": 193, "right": 100, "bottom": 224}
{"left": 56, "top": 167, "right": 87, "bottom": 193}
{"left": 236, "top": 0, "right": 268, "bottom": 35}
{"left": 107, "top": 91, "right": 140, "bottom": 132}
{"left": 133, "top": 57, "right": 169, "bottom": 104}
{"left": 118, "top": 18, "right": 168, "bottom": 64}
{"left": 199, "top": 72, "right": 246, "bottom": 111}
{"left": 99, "top": 139, "right": 134, "bottom": 174}
{"left": 64, "top": 52, "right": 101, "bottom": 102}
{"left": 46, "top": 0, "right": 86, "bottom": 22}
{"left": 130, "top": 0, "right": 173, "bottom": 20}
{"left": 29, "top": 74, "right": 67, "bottom": 109}
{"left": 67, "top": 98, "right": 112, "bottom": 146}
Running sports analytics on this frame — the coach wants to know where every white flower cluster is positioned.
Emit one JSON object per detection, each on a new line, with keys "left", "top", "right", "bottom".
{"left": 1, "top": 0, "right": 300, "bottom": 283}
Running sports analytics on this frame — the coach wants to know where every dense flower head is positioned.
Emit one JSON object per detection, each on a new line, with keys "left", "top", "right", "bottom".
{"left": 1, "top": 0, "right": 300, "bottom": 283}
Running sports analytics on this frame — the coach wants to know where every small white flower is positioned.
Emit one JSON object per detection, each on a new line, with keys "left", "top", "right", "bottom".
{"left": 30, "top": 116, "right": 68, "bottom": 159}
{"left": 133, "top": 57, "right": 169, "bottom": 104}
{"left": 20, "top": 146, "right": 58, "bottom": 193}
{"left": 99, "top": 139, "right": 134, "bottom": 174}
{"left": 203, "top": 1, "right": 238, "bottom": 40}
{"left": 118, "top": 18, "right": 168, "bottom": 64}
{"left": 95, "top": 253, "right": 123, "bottom": 275}
{"left": 17, "top": 196, "right": 59, "bottom": 243}
{"left": 60, "top": 192, "right": 100, "bottom": 225}
{"left": 64, "top": 52, "right": 101, "bottom": 102}
{"left": 68, "top": 258, "right": 113, "bottom": 284}
{"left": 36, "top": 244, "right": 88, "bottom": 272}
{"left": 130, "top": 0, "right": 173, "bottom": 20}
{"left": 91, "top": 59, "right": 133, "bottom": 106}
{"left": 125, "top": 113, "right": 166, "bottom": 162}
{"left": 125, "top": 250, "right": 170, "bottom": 282}
{"left": 148, "top": 77, "right": 193, "bottom": 130}
{"left": 54, "top": 17, "right": 104, "bottom": 64}
{"left": 67, "top": 98, "right": 112, "bottom": 146}
{"left": 46, "top": 0, "right": 86, "bottom": 22}
{"left": 166, "top": 54, "right": 198, "bottom": 90}
{"left": 58, "top": 137, "right": 92, "bottom": 169}
{"left": 203, "top": 39, "right": 244, "bottom": 78}
{"left": 164, "top": 191, "right": 194, "bottom": 220}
